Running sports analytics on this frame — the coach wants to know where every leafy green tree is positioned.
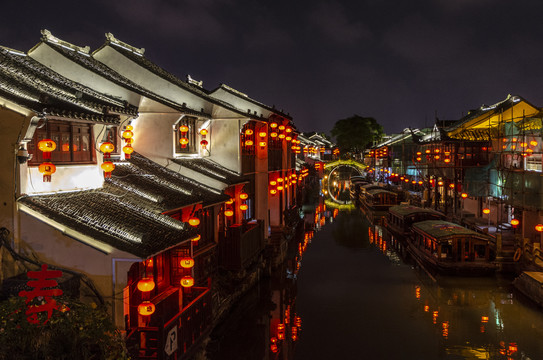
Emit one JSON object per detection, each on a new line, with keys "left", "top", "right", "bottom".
{"left": 0, "top": 295, "right": 129, "bottom": 360}
{"left": 330, "top": 115, "right": 384, "bottom": 155}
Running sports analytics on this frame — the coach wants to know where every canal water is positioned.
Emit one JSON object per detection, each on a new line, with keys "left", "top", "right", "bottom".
{"left": 206, "top": 208, "right": 543, "bottom": 360}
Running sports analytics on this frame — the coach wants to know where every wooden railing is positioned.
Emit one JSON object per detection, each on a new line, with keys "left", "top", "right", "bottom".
{"left": 126, "top": 287, "right": 212, "bottom": 360}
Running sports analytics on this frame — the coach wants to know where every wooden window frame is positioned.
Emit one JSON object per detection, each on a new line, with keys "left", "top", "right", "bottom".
{"left": 175, "top": 116, "right": 198, "bottom": 154}
{"left": 28, "top": 120, "right": 96, "bottom": 165}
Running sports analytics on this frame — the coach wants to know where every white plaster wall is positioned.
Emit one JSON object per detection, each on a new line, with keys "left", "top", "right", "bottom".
{"left": 28, "top": 44, "right": 141, "bottom": 106}
{"left": 208, "top": 120, "right": 241, "bottom": 173}
{"left": 19, "top": 211, "right": 139, "bottom": 327}
{"left": 94, "top": 46, "right": 209, "bottom": 113}
{"left": 210, "top": 88, "right": 274, "bottom": 119}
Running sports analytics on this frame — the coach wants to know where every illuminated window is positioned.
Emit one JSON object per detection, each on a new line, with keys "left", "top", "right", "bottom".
{"left": 29, "top": 120, "right": 95, "bottom": 165}
{"left": 175, "top": 116, "right": 197, "bottom": 154}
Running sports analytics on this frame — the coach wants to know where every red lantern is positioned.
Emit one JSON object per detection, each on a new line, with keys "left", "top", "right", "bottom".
{"left": 239, "top": 193, "right": 249, "bottom": 200}
{"left": 179, "top": 125, "right": 189, "bottom": 133}
{"left": 188, "top": 217, "right": 200, "bottom": 227}
{"left": 536, "top": 224, "right": 543, "bottom": 232}
{"left": 138, "top": 301, "right": 155, "bottom": 316}
{"left": 461, "top": 193, "right": 468, "bottom": 199}
{"left": 270, "top": 132, "right": 278, "bottom": 138}
{"left": 180, "top": 137, "right": 189, "bottom": 148}
{"left": 200, "top": 129, "right": 208, "bottom": 136}
{"left": 483, "top": 208, "right": 490, "bottom": 214}
{"left": 137, "top": 277, "right": 155, "bottom": 292}
{"left": 511, "top": 219, "right": 520, "bottom": 227}
{"left": 200, "top": 139, "right": 209, "bottom": 149}
{"left": 38, "top": 139, "right": 56, "bottom": 159}
{"left": 245, "top": 129, "right": 253, "bottom": 136}
{"left": 38, "top": 162, "right": 56, "bottom": 182}
{"left": 259, "top": 131, "right": 267, "bottom": 138}
{"left": 180, "top": 257, "right": 194, "bottom": 269}
{"left": 180, "top": 275, "right": 194, "bottom": 288}
{"left": 101, "top": 161, "right": 115, "bottom": 178}
{"left": 99, "top": 142, "right": 114, "bottom": 158}
{"left": 240, "top": 204, "right": 248, "bottom": 211}
{"left": 270, "top": 122, "right": 278, "bottom": 129}
{"left": 224, "top": 209, "right": 234, "bottom": 217}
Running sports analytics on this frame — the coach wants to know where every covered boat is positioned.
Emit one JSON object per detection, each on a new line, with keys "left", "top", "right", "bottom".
{"left": 386, "top": 205, "right": 444, "bottom": 238}
{"left": 408, "top": 220, "right": 496, "bottom": 276}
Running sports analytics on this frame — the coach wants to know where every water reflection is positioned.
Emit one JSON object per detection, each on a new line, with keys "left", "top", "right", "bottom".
{"left": 207, "top": 206, "right": 543, "bottom": 360}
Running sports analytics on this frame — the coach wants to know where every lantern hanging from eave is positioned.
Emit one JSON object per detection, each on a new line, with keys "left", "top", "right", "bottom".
{"left": 137, "top": 277, "right": 155, "bottom": 292}
{"left": 239, "top": 192, "right": 249, "bottom": 200}
{"left": 240, "top": 204, "right": 248, "bottom": 211}
{"left": 270, "top": 122, "right": 278, "bottom": 129}
{"left": 180, "top": 257, "right": 195, "bottom": 269}
{"left": 511, "top": 219, "right": 519, "bottom": 228}
{"left": 38, "top": 139, "right": 57, "bottom": 182}
{"left": 259, "top": 131, "right": 267, "bottom": 138}
{"left": 224, "top": 209, "right": 234, "bottom": 217}
{"left": 188, "top": 216, "right": 200, "bottom": 227}
{"left": 122, "top": 125, "right": 134, "bottom": 159}
{"left": 101, "top": 161, "right": 115, "bottom": 178}
{"left": 38, "top": 162, "right": 56, "bottom": 182}
{"left": 180, "top": 275, "right": 194, "bottom": 288}
{"left": 200, "top": 139, "right": 209, "bottom": 149}
{"left": 138, "top": 301, "right": 155, "bottom": 316}
{"left": 179, "top": 124, "right": 189, "bottom": 148}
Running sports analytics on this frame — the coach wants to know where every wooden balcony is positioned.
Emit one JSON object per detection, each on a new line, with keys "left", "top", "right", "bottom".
{"left": 126, "top": 287, "right": 212, "bottom": 360}
{"left": 219, "top": 220, "right": 264, "bottom": 271}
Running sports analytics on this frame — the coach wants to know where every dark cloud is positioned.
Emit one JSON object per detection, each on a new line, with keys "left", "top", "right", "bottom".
{"left": 2, "top": 0, "right": 543, "bottom": 136}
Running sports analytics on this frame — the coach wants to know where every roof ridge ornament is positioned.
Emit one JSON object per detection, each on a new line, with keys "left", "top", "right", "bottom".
{"left": 187, "top": 74, "right": 203, "bottom": 88}
{"left": 41, "top": 29, "right": 90, "bottom": 54}
{"left": 105, "top": 32, "right": 145, "bottom": 56}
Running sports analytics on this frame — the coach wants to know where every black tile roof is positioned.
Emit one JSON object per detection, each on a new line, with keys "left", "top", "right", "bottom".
{"left": 170, "top": 157, "right": 248, "bottom": 186}
{"left": 114, "top": 153, "right": 231, "bottom": 208}
{"left": 17, "top": 153, "right": 229, "bottom": 258}
{"left": 213, "top": 84, "right": 293, "bottom": 120}
{"left": 100, "top": 35, "right": 265, "bottom": 120}
{"left": 18, "top": 187, "right": 198, "bottom": 259}
{"left": 0, "top": 47, "right": 136, "bottom": 123}
{"left": 34, "top": 33, "right": 210, "bottom": 118}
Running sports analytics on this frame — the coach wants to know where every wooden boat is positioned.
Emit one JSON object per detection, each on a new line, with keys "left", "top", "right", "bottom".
{"left": 407, "top": 220, "right": 496, "bottom": 276}
{"left": 359, "top": 187, "right": 398, "bottom": 224}
{"left": 349, "top": 177, "right": 368, "bottom": 203}
{"left": 385, "top": 205, "right": 444, "bottom": 238}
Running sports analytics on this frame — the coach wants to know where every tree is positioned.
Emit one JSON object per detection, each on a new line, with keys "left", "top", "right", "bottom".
{"left": 0, "top": 295, "right": 129, "bottom": 360}
{"left": 330, "top": 115, "right": 384, "bottom": 155}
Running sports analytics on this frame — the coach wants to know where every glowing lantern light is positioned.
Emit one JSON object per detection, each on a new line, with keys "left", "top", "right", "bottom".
{"left": 179, "top": 125, "right": 189, "bottom": 132}
{"left": 405, "top": 178, "right": 409, "bottom": 183}
{"left": 200, "top": 139, "right": 209, "bottom": 149}
{"left": 270, "top": 132, "right": 278, "bottom": 138}
{"left": 180, "top": 257, "right": 195, "bottom": 269}
{"left": 240, "top": 204, "right": 248, "bottom": 211}
{"left": 99, "top": 142, "right": 115, "bottom": 156}
{"left": 277, "top": 177, "right": 283, "bottom": 183}
{"left": 122, "top": 145, "right": 134, "bottom": 156}
{"left": 101, "top": 161, "right": 115, "bottom": 178}
{"left": 224, "top": 209, "right": 234, "bottom": 217}
{"left": 277, "top": 185, "right": 284, "bottom": 191}
{"left": 437, "top": 181, "right": 444, "bottom": 186}
{"left": 444, "top": 158, "right": 451, "bottom": 163}
{"left": 239, "top": 193, "right": 249, "bottom": 200}
{"left": 270, "top": 122, "right": 278, "bottom": 129}
{"left": 285, "top": 127, "right": 292, "bottom": 133}
{"left": 278, "top": 133, "right": 286, "bottom": 139}
{"left": 536, "top": 224, "right": 543, "bottom": 232}
{"left": 180, "top": 137, "right": 189, "bottom": 147}
{"left": 286, "top": 136, "right": 292, "bottom": 141}
{"left": 481, "top": 316, "right": 489, "bottom": 323}
{"left": 461, "top": 193, "right": 468, "bottom": 199}
{"left": 270, "top": 180, "right": 277, "bottom": 186}
{"left": 418, "top": 181, "right": 423, "bottom": 185}
{"left": 226, "top": 198, "right": 234, "bottom": 205}
{"left": 38, "top": 162, "right": 56, "bottom": 182}
{"left": 245, "top": 140, "right": 254, "bottom": 146}
{"left": 416, "top": 157, "right": 422, "bottom": 162}
{"left": 38, "top": 138, "right": 57, "bottom": 156}
{"left": 138, "top": 301, "right": 155, "bottom": 316}
{"left": 449, "top": 183, "right": 455, "bottom": 189}
{"left": 483, "top": 208, "right": 490, "bottom": 214}
{"left": 245, "top": 129, "right": 254, "bottom": 136}
{"left": 530, "top": 140, "right": 538, "bottom": 146}
{"left": 188, "top": 217, "right": 200, "bottom": 227}
{"left": 259, "top": 141, "right": 267, "bottom": 148}
{"left": 270, "top": 189, "right": 277, "bottom": 195}
{"left": 279, "top": 125, "right": 285, "bottom": 131}
{"left": 425, "top": 149, "right": 431, "bottom": 154}
{"left": 434, "top": 155, "right": 440, "bottom": 160}
{"left": 122, "top": 129, "right": 133, "bottom": 139}
{"left": 200, "top": 129, "right": 208, "bottom": 136}
{"left": 180, "top": 276, "right": 194, "bottom": 288}
{"left": 137, "top": 277, "right": 155, "bottom": 292}
{"left": 259, "top": 131, "right": 267, "bottom": 138}
{"left": 511, "top": 219, "right": 520, "bottom": 227}
{"left": 191, "top": 235, "right": 201, "bottom": 246}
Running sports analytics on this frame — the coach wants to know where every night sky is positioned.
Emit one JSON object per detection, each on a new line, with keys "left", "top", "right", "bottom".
{"left": 2, "top": 0, "right": 543, "bottom": 135}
